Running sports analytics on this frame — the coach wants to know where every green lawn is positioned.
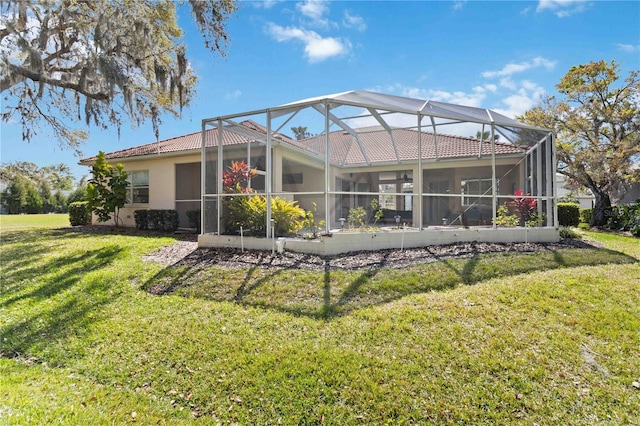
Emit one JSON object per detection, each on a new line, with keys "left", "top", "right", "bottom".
{"left": 0, "top": 213, "right": 69, "bottom": 230}
{"left": 1, "top": 217, "right": 639, "bottom": 424}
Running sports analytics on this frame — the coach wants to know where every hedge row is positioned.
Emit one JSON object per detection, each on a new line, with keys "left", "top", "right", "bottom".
{"left": 134, "top": 209, "right": 178, "bottom": 232}
{"left": 606, "top": 200, "right": 640, "bottom": 237}
{"left": 580, "top": 208, "right": 593, "bottom": 225}
{"left": 557, "top": 202, "right": 580, "bottom": 227}
{"left": 68, "top": 201, "right": 91, "bottom": 226}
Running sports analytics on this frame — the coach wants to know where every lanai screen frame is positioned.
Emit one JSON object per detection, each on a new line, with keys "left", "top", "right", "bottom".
{"left": 201, "top": 91, "right": 556, "bottom": 237}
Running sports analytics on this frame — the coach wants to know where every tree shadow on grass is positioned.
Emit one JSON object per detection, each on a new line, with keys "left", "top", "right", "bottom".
{"left": 0, "top": 245, "right": 124, "bottom": 363}
{"left": 142, "top": 244, "right": 638, "bottom": 321}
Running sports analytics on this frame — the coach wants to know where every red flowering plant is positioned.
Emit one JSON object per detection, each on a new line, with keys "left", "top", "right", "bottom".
{"left": 223, "top": 160, "right": 257, "bottom": 194}
{"left": 512, "top": 189, "right": 539, "bottom": 226}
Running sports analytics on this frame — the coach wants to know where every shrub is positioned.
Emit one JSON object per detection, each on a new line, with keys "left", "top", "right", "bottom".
{"left": 580, "top": 208, "right": 593, "bottom": 225}
{"left": 187, "top": 209, "right": 201, "bottom": 230}
{"left": 134, "top": 209, "right": 178, "bottom": 232}
{"left": 606, "top": 199, "right": 640, "bottom": 237}
{"left": 226, "top": 195, "right": 304, "bottom": 237}
{"left": 68, "top": 201, "right": 91, "bottom": 226}
{"left": 134, "top": 210, "right": 148, "bottom": 230}
{"left": 559, "top": 226, "right": 580, "bottom": 239}
{"left": 347, "top": 206, "right": 367, "bottom": 229}
{"left": 493, "top": 205, "right": 519, "bottom": 227}
{"left": 347, "top": 199, "right": 383, "bottom": 229}
{"left": 557, "top": 202, "right": 580, "bottom": 226}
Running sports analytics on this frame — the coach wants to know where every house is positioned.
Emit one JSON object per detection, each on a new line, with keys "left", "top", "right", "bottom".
{"left": 82, "top": 90, "right": 559, "bottom": 254}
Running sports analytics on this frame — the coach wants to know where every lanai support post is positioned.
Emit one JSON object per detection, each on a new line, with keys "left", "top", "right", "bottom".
{"left": 546, "top": 133, "right": 555, "bottom": 227}
{"left": 266, "top": 110, "right": 273, "bottom": 238}
{"left": 417, "top": 113, "right": 423, "bottom": 231}
{"left": 217, "top": 118, "right": 223, "bottom": 235}
{"left": 536, "top": 135, "right": 543, "bottom": 220}
{"left": 324, "top": 101, "right": 331, "bottom": 233}
{"left": 491, "top": 123, "right": 497, "bottom": 229}
{"left": 200, "top": 120, "right": 206, "bottom": 235}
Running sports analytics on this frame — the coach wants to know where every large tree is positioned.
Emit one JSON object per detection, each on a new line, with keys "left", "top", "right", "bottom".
{"left": 520, "top": 60, "right": 640, "bottom": 226}
{"left": 0, "top": 161, "right": 74, "bottom": 190}
{"left": 1, "top": 0, "right": 235, "bottom": 153}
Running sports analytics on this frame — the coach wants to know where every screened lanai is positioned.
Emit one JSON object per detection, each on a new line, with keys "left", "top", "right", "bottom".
{"left": 199, "top": 90, "right": 558, "bottom": 255}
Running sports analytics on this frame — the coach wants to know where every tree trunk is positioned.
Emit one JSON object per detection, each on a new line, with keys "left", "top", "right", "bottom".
{"left": 591, "top": 189, "right": 612, "bottom": 227}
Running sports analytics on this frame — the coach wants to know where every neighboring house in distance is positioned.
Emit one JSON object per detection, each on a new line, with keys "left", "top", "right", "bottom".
{"left": 555, "top": 173, "right": 594, "bottom": 209}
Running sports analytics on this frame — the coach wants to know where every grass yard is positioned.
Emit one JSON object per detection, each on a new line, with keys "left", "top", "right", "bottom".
{"left": 0, "top": 213, "right": 69, "bottom": 230}
{"left": 1, "top": 216, "right": 639, "bottom": 424}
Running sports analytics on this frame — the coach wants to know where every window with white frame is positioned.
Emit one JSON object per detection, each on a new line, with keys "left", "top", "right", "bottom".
{"left": 461, "top": 177, "right": 493, "bottom": 206}
{"left": 127, "top": 170, "right": 149, "bottom": 204}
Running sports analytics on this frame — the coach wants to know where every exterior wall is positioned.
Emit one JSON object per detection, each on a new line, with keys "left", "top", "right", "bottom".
{"left": 90, "top": 152, "right": 201, "bottom": 227}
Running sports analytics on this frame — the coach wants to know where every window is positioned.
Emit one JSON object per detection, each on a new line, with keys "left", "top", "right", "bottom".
{"left": 127, "top": 170, "right": 149, "bottom": 204}
{"left": 461, "top": 177, "right": 493, "bottom": 206}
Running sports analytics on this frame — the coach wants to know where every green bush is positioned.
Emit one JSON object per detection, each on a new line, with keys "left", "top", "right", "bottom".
{"left": 225, "top": 195, "right": 305, "bottom": 237}
{"left": 493, "top": 205, "right": 519, "bottom": 227}
{"left": 557, "top": 202, "right": 580, "bottom": 226}
{"left": 580, "top": 208, "right": 593, "bottom": 225}
{"left": 134, "top": 209, "right": 178, "bottom": 232}
{"left": 559, "top": 226, "right": 580, "bottom": 239}
{"left": 186, "top": 209, "right": 201, "bottom": 230}
{"left": 134, "top": 210, "right": 148, "bottom": 230}
{"left": 68, "top": 201, "right": 91, "bottom": 226}
{"left": 606, "top": 199, "right": 640, "bottom": 237}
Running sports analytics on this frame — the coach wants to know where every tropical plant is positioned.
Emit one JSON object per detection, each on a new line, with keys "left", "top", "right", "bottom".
{"left": 226, "top": 195, "right": 305, "bottom": 237}
{"left": 301, "top": 202, "right": 325, "bottom": 239}
{"left": 512, "top": 189, "right": 538, "bottom": 226}
{"left": 347, "top": 199, "right": 384, "bottom": 229}
{"left": 86, "top": 151, "right": 128, "bottom": 226}
{"left": 223, "top": 160, "right": 257, "bottom": 194}
{"left": 493, "top": 205, "right": 519, "bottom": 227}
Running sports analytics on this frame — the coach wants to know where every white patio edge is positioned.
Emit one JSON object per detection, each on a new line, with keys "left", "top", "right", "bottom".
{"left": 198, "top": 227, "right": 560, "bottom": 256}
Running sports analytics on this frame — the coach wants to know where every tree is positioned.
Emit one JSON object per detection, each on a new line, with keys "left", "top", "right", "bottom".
{"left": 0, "top": 161, "right": 74, "bottom": 191}
{"left": 52, "top": 190, "right": 67, "bottom": 213}
{"left": 291, "top": 126, "right": 311, "bottom": 140}
{"left": 67, "top": 184, "right": 88, "bottom": 205}
{"left": 40, "top": 164, "right": 74, "bottom": 191}
{"left": 1, "top": 176, "right": 29, "bottom": 213}
{"left": 1, "top": 0, "right": 236, "bottom": 152}
{"left": 520, "top": 60, "right": 640, "bottom": 226}
{"left": 86, "top": 151, "right": 128, "bottom": 226}
{"left": 1, "top": 175, "right": 45, "bottom": 214}
{"left": 475, "top": 130, "right": 499, "bottom": 141}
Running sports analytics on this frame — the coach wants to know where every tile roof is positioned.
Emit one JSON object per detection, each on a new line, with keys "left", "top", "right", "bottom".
{"left": 82, "top": 120, "right": 524, "bottom": 165}
{"left": 287, "top": 128, "right": 524, "bottom": 165}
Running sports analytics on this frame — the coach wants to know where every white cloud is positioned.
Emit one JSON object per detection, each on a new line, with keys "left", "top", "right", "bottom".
{"left": 615, "top": 43, "right": 640, "bottom": 53}
{"left": 343, "top": 10, "right": 366, "bottom": 31}
{"left": 482, "top": 56, "right": 557, "bottom": 78}
{"left": 225, "top": 89, "right": 242, "bottom": 100}
{"left": 536, "top": 0, "right": 590, "bottom": 17}
{"left": 251, "top": 0, "right": 282, "bottom": 8}
{"left": 453, "top": 1, "right": 467, "bottom": 11}
{"left": 493, "top": 81, "right": 547, "bottom": 118}
{"left": 296, "top": 0, "right": 330, "bottom": 26}
{"left": 266, "top": 23, "right": 350, "bottom": 63}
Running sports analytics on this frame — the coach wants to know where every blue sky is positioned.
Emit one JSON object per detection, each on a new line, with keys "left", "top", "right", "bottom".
{"left": 1, "top": 0, "right": 639, "bottom": 181}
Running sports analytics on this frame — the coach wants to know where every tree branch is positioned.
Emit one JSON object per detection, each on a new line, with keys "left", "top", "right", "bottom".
{"left": 2, "top": 63, "right": 110, "bottom": 101}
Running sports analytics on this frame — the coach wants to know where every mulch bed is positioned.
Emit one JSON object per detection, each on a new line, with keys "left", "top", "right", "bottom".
{"left": 63, "top": 225, "right": 599, "bottom": 272}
